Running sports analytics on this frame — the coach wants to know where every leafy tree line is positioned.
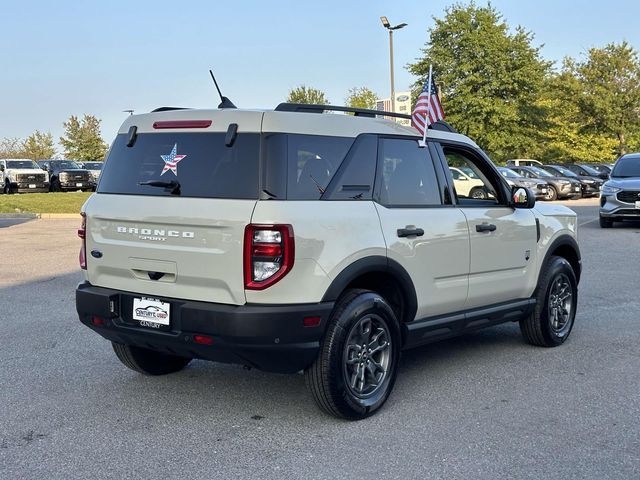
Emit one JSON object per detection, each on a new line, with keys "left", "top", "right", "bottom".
{"left": 0, "top": 114, "right": 108, "bottom": 161}
{"left": 409, "top": 3, "right": 640, "bottom": 163}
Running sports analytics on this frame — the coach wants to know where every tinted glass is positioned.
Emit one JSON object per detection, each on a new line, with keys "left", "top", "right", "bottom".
{"left": 529, "top": 166, "right": 553, "bottom": 177}
{"left": 378, "top": 138, "right": 441, "bottom": 206}
{"left": 443, "top": 148, "right": 499, "bottom": 203}
{"left": 325, "top": 135, "right": 377, "bottom": 200}
{"left": 54, "top": 161, "right": 82, "bottom": 169}
{"left": 98, "top": 132, "right": 260, "bottom": 198}
{"left": 7, "top": 160, "right": 39, "bottom": 169}
{"left": 552, "top": 166, "right": 578, "bottom": 177}
{"left": 84, "top": 162, "right": 103, "bottom": 170}
{"left": 499, "top": 168, "right": 519, "bottom": 178}
{"left": 611, "top": 156, "right": 640, "bottom": 177}
{"left": 580, "top": 164, "right": 599, "bottom": 175}
{"left": 286, "top": 135, "right": 354, "bottom": 200}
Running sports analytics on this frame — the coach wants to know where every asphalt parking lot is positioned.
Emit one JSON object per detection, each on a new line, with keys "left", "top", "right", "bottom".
{"left": 1, "top": 199, "right": 639, "bottom": 479}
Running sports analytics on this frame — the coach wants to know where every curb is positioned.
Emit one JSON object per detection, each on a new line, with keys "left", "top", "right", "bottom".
{"left": 38, "top": 213, "right": 82, "bottom": 219}
{"left": 0, "top": 213, "right": 39, "bottom": 219}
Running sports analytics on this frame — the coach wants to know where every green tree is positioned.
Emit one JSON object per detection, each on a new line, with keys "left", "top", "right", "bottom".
{"left": 568, "top": 42, "right": 640, "bottom": 156}
{"left": 535, "top": 67, "right": 619, "bottom": 163}
{"left": 286, "top": 85, "right": 329, "bottom": 105}
{"left": 408, "top": 3, "right": 550, "bottom": 161}
{"left": 345, "top": 87, "right": 378, "bottom": 110}
{"left": 22, "top": 130, "right": 56, "bottom": 160}
{"left": 0, "top": 137, "right": 25, "bottom": 159}
{"left": 59, "top": 114, "right": 108, "bottom": 161}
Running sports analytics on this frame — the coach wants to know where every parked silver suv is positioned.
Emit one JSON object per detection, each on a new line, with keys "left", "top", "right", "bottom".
{"left": 76, "top": 103, "right": 581, "bottom": 419}
{"left": 599, "top": 153, "right": 640, "bottom": 227}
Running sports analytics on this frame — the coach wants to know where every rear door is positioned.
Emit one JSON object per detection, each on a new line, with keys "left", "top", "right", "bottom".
{"left": 374, "top": 137, "right": 470, "bottom": 320}
{"left": 84, "top": 112, "right": 263, "bottom": 305}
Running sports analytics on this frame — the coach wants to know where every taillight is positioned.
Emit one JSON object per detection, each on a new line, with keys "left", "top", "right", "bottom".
{"left": 78, "top": 212, "right": 87, "bottom": 270}
{"left": 244, "top": 224, "right": 294, "bottom": 290}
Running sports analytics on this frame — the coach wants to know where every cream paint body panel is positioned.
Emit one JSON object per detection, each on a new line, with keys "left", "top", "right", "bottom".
{"left": 246, "top": 201, "right": 386, "bottom": 304}
{"left": 83, "top": 194, "right": 256, "bottom": 305}
{"left": 534, "top": 204, "right": 578, "bottom": 274}
{"left": 375, "top": 205, "right": 470, "bottom": 319}
{"left": 462, "top": 207, "right": 538, "bottom": 308}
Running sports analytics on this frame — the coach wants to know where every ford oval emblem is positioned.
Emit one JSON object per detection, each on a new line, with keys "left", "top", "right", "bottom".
{"left": 397, "top": 95, "right": 409, "bottom": 102}
{"left": 91, "top": 250, "right": 103, "bottom": 259}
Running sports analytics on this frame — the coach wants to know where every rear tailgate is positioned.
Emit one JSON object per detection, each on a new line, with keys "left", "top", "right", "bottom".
{"left": 84, "top": 195, "right": 255, "bottom": 304}
{"left": 83, "top": 110, "right": 263, "bottom": 305}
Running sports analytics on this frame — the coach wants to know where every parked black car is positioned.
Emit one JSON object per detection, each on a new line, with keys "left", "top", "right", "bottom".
{"left": 37, "top": 160, "right": 95, "bottom": 192}
{"left": 508, "top": 166, "right": 582, "bottom": 201}
{"left": 541, "top": 165, "right": 602, "bottom": 198}
{"left": 562, "top": 163, "right": 609, "bottom": 181}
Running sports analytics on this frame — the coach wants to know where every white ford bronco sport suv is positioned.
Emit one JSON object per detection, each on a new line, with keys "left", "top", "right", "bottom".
{"left": 76, "top": 103, "right": 581, "bottom": 419}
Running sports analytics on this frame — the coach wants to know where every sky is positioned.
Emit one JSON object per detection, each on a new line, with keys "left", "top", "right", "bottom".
{"left": 2, "top": 0, "right": 639, "bottom": 153}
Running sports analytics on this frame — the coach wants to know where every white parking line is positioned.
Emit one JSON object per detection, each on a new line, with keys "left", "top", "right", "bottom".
{"left": 579, "top": 218, "right": 599, "bottom": 227}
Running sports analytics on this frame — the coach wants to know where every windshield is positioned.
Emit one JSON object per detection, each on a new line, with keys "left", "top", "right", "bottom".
{"left": 552, "top": 166, "right": 578, "bottom": 177}
{"left": 498, "top": 168, "right": 519, "bottom": 178}
{"left": 592, "top": 164, "right": 610, "bottom": 173}
{"left": 611, "top": 156, "right": 640, "bottom": 178}
{"left": 7, "top": 160, "right": 39, "bottom": 169}
{"left": 56, "top": 161, "right": 82, "bottom": 169}
{"left": 529, "top": 167, "right": 553, "bottom": 177}
{"left": 83, "top": 162, "right": 103, "bottom": 170}
{"left": 580, "top": 164, "right": 600, "bottom": 175}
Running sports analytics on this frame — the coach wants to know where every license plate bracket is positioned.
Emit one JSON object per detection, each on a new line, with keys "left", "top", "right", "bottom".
{"left": 132, "top": 297, "right": 171, "bottom": 329}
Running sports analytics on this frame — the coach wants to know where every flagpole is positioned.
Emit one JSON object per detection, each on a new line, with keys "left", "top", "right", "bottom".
{"left": 421, "top": 64, "right": 433, "bottom": 145}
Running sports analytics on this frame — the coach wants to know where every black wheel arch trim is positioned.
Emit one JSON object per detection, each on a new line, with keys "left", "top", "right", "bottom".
{"left": 540, "top": 234, "right": 581, "bottom": 284}
{"left": 321, "top": 255, "right": 418, "bottom": 323}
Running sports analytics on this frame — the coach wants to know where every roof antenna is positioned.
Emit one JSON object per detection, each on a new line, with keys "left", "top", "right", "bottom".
{"left": 209, "top": 70, "right": 237, "bottom": 109}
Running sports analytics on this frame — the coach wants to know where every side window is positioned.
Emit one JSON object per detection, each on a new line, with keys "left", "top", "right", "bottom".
{"left": 378, "top": 138, "right": 441, "bottom": 206}
{"left": 324, "top": 135, "right": 377, "bottom": 200}
{"left": 286, "top": 135, "right": 354, "bottom": 200}
{"left": 442, "top": 147, "right": 503, "bottom": 205}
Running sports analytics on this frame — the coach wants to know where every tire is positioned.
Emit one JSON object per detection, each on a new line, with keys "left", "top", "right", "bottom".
{"left": 470, "top": 187, "right": 488, "bottom": 199}
{"left": 304, "top": 289, "right": 401, "bottom": 420}
{"left": 599, "top": 216, "right": 613, "bottom": 228}
{"left": 111, "top": 342, "right": 192, "bottom": 375}
{"left": 545, "top": 185, "right": 557, "bottom": 201}
{"left": 520, "top": 256, "right": 577, "bottom": 347}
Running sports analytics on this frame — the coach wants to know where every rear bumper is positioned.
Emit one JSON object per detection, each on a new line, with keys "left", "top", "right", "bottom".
{"left": 76, "top": 282, "right": 333, "bottom": 373}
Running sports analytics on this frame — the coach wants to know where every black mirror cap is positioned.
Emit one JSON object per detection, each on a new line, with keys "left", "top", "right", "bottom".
{"left": 512, "top": 186, "right": 535, "bottom": 209}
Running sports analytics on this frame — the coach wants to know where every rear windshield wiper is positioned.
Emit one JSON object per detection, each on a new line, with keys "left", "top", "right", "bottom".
{"left": 139, "top": 180, "right": 181, "bottom": 195}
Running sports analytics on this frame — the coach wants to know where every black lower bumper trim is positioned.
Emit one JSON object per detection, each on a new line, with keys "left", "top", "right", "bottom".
{"left": 76, "top": 282, "right": 333, "bottom": 373}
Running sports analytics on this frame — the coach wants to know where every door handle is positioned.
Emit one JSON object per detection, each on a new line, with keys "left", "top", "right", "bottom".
{"left": 397, "top": 227, "right": 425, "bottom": 238}
{"left": 476, "top": 223, "right": 497, "bottom": 233}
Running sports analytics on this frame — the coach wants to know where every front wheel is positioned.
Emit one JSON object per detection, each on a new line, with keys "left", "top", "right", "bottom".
{"left": 544, "top": 186, "right": 557, "bottom": 201}
{"left": 4, "top": 181, "right": 14, "bottom": 194}
{"left": 520, "top": 256, "right": 577, "bottom": 347}
{"left": 599, "top": 215, "right": 613, "bottom": 228}
{"left": 112, "top": 342, "right": 192, "bottom": 375}
{"left": 469, "top": 187, "right": 488, "bottom": 199}
{"left": 305, "top": 289, "right": 401, "bottom": 420}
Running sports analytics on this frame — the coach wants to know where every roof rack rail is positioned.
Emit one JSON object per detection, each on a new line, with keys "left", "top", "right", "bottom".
{"left": 151, "top": 107, "right": 191, "bottom": 113}
{"left": 274, "top": 103, "right": 458, "bottom": 133}
{"left": 274, "top": 103, "right": 411, "bottom": 120}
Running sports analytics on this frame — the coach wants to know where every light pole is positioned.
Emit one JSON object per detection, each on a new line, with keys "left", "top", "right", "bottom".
{"left": 380, "top": 16, "right": 407, "bottom": 113}
{"left": 123, "top": 109, "right": 134, "bottom": 116}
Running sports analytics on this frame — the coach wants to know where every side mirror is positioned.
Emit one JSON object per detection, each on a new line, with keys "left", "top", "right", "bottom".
{"left": 512, "top": 186, "right": 535, "bottom": 209}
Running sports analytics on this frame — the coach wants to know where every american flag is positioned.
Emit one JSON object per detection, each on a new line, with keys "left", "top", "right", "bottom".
{"left": 411, "top": 74, "right": 445, "bottom": 136}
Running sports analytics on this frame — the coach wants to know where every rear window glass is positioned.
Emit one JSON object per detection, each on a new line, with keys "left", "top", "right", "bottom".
{"left": 98, "top": 132, "right": 260, "bottom": 198}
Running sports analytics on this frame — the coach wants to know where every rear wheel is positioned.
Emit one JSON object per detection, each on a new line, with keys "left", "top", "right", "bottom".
{"left": 599, "top": 215, "right": 613, "bottom": 228}
{"left": 304, "top": 289, "right": 401, "bottom": 420}
{"left": 520, "top": 256, "right": 577, "bottom": 347}
{"left": 111, "top": 342, "right": 192, "bottom": 375}
{"left": 545, "top": 186, "right": 557, "bottom": 201}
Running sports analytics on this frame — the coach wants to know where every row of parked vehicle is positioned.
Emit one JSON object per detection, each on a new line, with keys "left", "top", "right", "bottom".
{"left": 0, "top": 158, "right": 103, "bottom": 194}
{"left": 500, "top": 159, "right": 612, "bottom": 201}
